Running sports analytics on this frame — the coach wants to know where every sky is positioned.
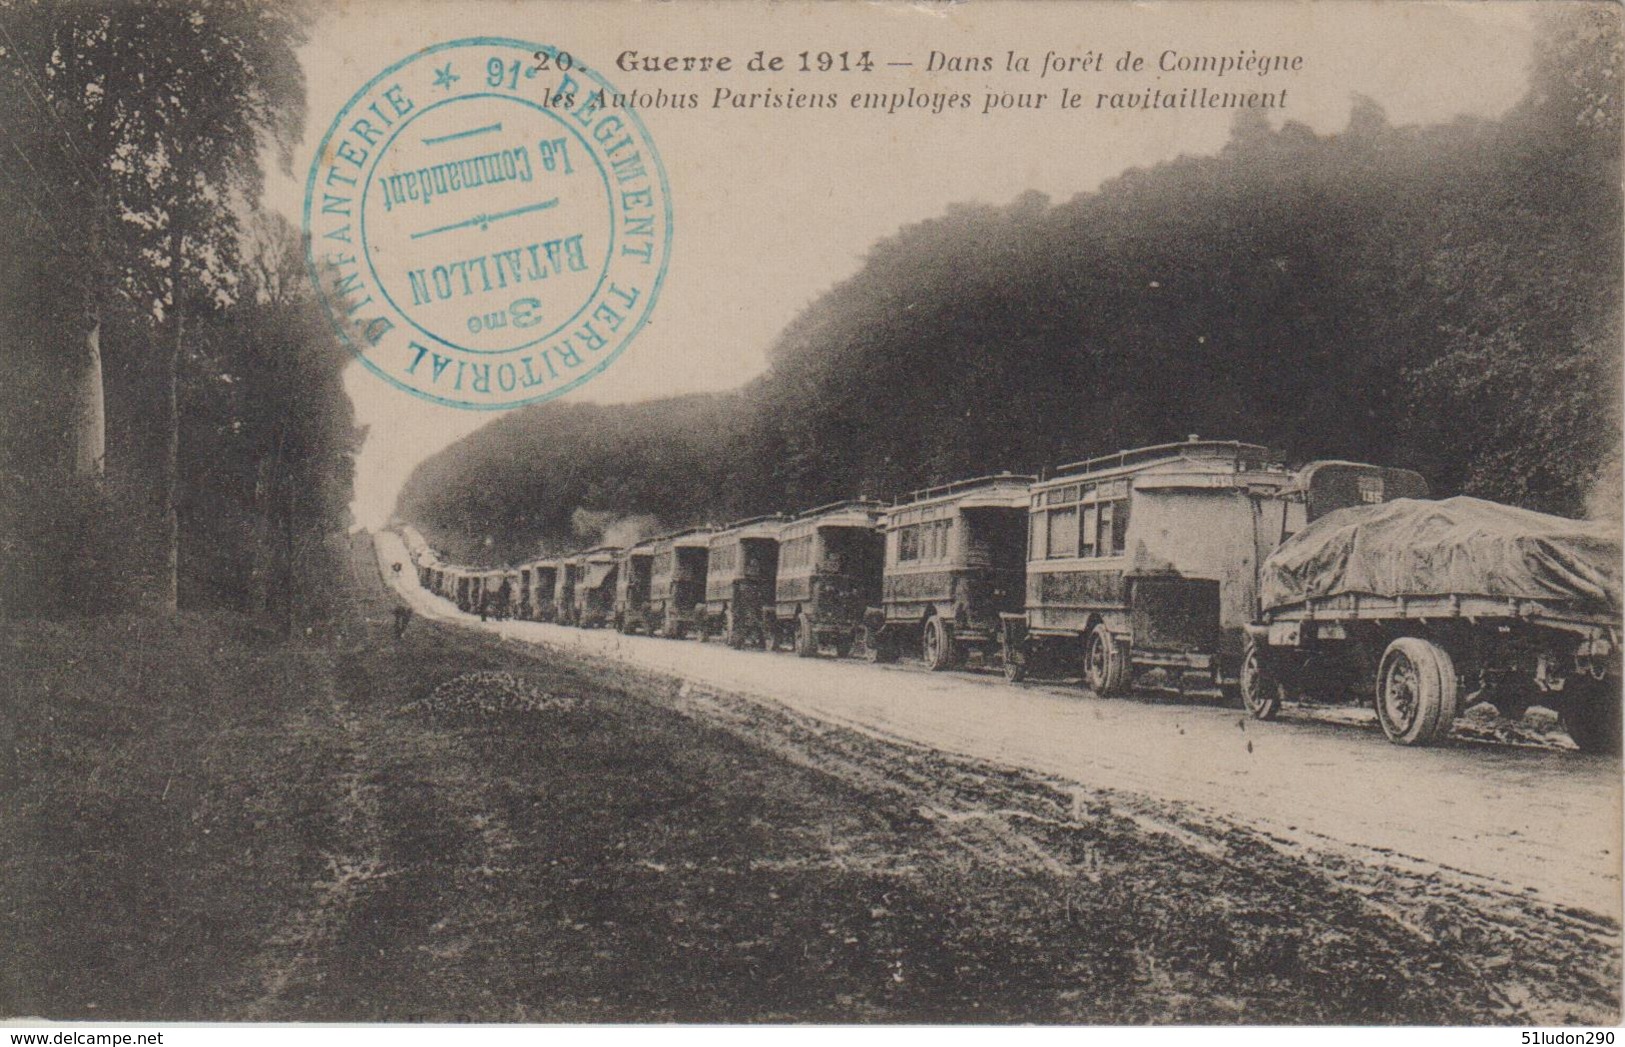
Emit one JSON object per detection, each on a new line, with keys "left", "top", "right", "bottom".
{"left": 261, "top": 0, "right": 1538, "bottom": 529}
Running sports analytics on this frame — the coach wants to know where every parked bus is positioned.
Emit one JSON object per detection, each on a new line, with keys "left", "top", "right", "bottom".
{"left": 1000, "top": 439, "right": 1427, "bottom": 694}
{"left": 571, "top": 546, "right": 622, "bottom": 628}
{"left": 520, "top": 559, "right": 558, "bottom": 622}
{"left": 769, "top": 500, "right": 885, "bottom": 658}
{"left": 649, "top": 528, "right": 716, "bottom": 638}
{"left": 866, "top": 474, "right": 1033, "bottom": 669}
{"left": 554, "top": 555, "right": 583, "bottom": 626}
{"left": 614, "top": 540, "right": 658, "bottom": 633}
{"left": 702, "top": 515, "right": 788, "bottom": 648}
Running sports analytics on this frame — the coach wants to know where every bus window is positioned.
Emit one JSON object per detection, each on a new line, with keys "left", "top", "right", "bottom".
{"left": 899, "top": 524, "right": 919, "bottom": 562}
{"left": 1047, "top": 506, "right": 1078, "bottom": 560}
{"left": 1111, "top": 497, "right": 1130, "bottom": 555}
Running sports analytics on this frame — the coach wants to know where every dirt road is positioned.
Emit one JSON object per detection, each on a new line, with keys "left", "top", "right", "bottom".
{"left": 378, "top": 532, "right": 1623, "bottom": 922}
{"left": 12, "top": 533, "right": 1618, "bottom": 1022}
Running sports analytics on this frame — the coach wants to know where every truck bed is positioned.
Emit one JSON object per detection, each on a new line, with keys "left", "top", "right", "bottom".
{"left": 1263, "top": 591, "right": 1616, "bottom": 634}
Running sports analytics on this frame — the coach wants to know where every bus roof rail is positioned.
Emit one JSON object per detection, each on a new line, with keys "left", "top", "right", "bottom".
{"left": 1053, "top": 439, "right": 1280, "bottom": 478}
{"left": 794, "top": 498, "right": 887, "bottom": 520}
{"left": 894, "top": 472, "right": 1036, "bottom": 506}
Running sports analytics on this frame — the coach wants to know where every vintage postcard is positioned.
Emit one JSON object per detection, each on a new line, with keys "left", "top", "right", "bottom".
{"left": 1, "top": 0, "right": 1620, "bottom": 1034}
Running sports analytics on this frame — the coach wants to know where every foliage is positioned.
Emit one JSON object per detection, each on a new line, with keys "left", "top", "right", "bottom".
{"left": 179, "top": 215, "right": 361, "bottom": 617}
{"left": 401, "top": 8, "right": 1622, "bottom": 562}
{"left": 0, "top": 1, "right": 356, "bottom": 619}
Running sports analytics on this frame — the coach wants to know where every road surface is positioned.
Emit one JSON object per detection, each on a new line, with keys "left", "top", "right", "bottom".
{"left": 376, "top": 531, "right": 1623, "bottom": 920}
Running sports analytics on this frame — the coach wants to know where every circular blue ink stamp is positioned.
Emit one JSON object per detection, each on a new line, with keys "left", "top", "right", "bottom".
{"left": 303, "top": 38, "right": 672, "bottom": 410}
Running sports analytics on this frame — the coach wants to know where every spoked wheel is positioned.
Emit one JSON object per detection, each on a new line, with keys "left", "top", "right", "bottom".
{"left": 922, "top": 617, "right": 957, "bottom": 672}
{"left": 1560, "top": 677, "right": 1622, "bottom": 755}
{"left": 794, "top": 613, "right": 818, "bottom": 658}
{"left": 1375, "top": 637, "right": 1459, "bottom": 746}
{"left": 1083, "top": 626, "right": 1128, "bottom": 696}
{"left": 1239, "top": 637, "right": 1282, "bottom": 721}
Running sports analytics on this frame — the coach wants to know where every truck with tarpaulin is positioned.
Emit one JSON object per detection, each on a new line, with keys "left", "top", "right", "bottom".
{"left": 1242, "top": 496, "right": 1622, "bottom": 751}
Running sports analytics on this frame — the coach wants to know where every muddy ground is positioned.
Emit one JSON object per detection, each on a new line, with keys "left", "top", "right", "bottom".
{"left": 2, "top": 535, "right": 1618, "bottom": 1023}
{"left": 380, "top": 529, "right": 1622, "bottom": 925}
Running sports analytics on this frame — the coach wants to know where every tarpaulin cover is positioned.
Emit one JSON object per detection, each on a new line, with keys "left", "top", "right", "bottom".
{"left": 1260, "top": 497, "right": 1622, "bottom": 614}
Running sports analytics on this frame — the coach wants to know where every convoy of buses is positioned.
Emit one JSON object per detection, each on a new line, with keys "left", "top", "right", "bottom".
{"left": 399, "top": 437, "right": 1622, "bottom": 753}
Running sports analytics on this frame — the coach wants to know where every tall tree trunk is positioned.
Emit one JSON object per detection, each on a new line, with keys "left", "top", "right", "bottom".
{"left": 70, "top": 320, "right": 105, "bottom": 477}
{"left": 156, "top": 219, "right": 186, "bottom": 614}
{"left": 157, "top": 305, "right": 181, "bottom": 613}
{"left": 284, "top": 467, "right": 296, "bottom": 641}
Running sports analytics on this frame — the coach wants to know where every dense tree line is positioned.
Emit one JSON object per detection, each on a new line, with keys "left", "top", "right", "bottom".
{"left": 0, "top": 0, "right": 359, "bottom": 623}
{"left": 404, "top": 8, "right": 1621, "bottom": 567}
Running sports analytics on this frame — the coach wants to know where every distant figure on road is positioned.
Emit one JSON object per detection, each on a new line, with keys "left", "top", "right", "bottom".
{"left": 391, "top": 561, "right": 402, "bottom": 575}
{"left": 392, "top": 605, "right": 413, "bottom": 638}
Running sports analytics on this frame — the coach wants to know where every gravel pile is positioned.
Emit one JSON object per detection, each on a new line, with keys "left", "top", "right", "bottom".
{"left": 405, "top": 671, "right": 578, "bottom": 718}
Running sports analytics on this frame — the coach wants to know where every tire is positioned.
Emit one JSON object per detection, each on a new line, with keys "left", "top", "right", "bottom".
{"left": 863, "top": 625, "right": 899, "bottom": 664}
{"left": 618, "top": 614, "right": 635, "bottom": 635}
{"left": 760, "top": 614, "right": 778, "bottom": 651}
{"left": 1375, "top": 637, "right": 1460, "bottom": 746}
{"left": 921, "top": 616, "right": 957, "bottom": 672}
{"left": 1083, "top": 626, "right": 1129, "bottom": 696}
{"left": 834, "top": 634, "right": 854, "bottom": 659}
{"left": 794, "top": 614, "right": 818, "bottom": 658}
{"left": 724, "top": 607, "right": 744, "bottom": 649}
{"left": 1001, "top": 626, "right": 1027, "bottom": 683}
{"left": 1239, "top": 637, "right": 1283, "bottom": 721}
{"left": 1561, "top": 678, "right": 1622, "bottom": 755}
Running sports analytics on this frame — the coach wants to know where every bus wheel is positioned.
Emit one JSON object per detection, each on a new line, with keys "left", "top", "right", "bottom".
{"left": 1001, "top": 627, "right": 1027, "bottom": 683}
{"left": 724, "top": 608, "right": 745, "bottom": 649}
{"left": 1375, "top": 637, "right": 1459, "bottom": 746}
{"left": 922, "top": 616, "right": 956, "bottom": 671}
{"left": 1239, "top": 637, "right": 1283, "bottom": 721}
{"left": 834, "top": 632, "right": 855, "bottom": 659}
{"left": 1560, "top": 677, "right": 1622, "bottom": 755}
{"left": 794, "top": 614, "right": 818, "bottom": 658}
{"left": 1083, "top": 626, "right": 1129, "bottom": 696}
